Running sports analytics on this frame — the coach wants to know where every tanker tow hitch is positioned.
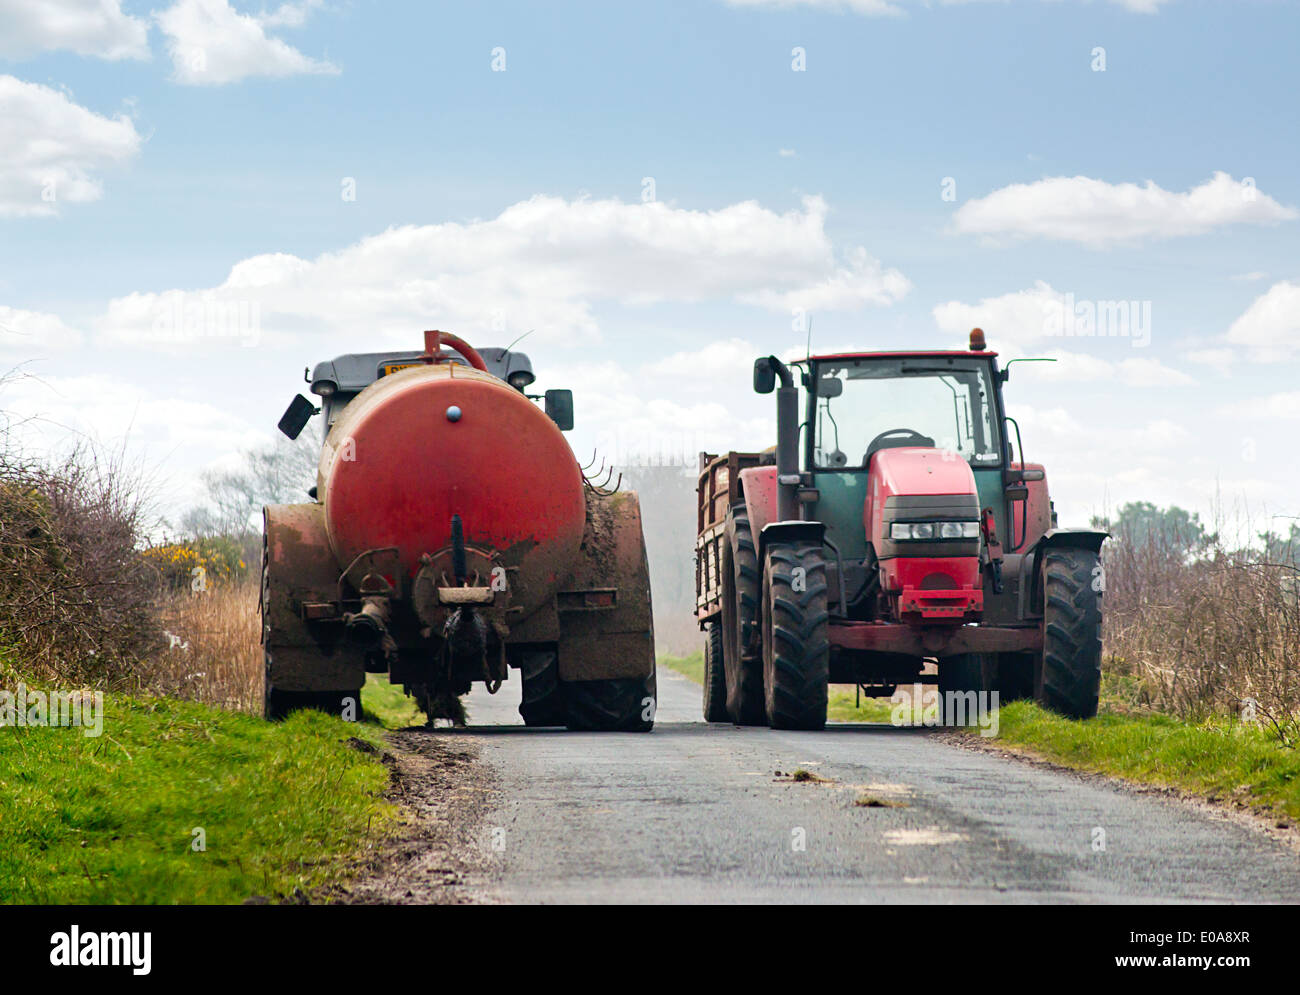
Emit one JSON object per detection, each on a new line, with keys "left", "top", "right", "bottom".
{"left": 339, "top": 547, "right": 401, "bottom": 669}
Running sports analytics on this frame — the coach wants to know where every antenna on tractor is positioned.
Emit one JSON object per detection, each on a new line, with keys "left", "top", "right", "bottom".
{"left": 501, "top": 329, "right": 534, "bottom": 378}
{"left": 805, "top": 315, "right": 814, "bottom": 364}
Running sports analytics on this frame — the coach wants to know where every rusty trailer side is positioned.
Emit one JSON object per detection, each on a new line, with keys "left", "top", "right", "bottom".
{"left": 694, "top": 450, "right": 762, "bottom": 625}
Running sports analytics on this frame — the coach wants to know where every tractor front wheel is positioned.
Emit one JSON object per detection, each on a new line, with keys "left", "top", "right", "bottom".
{"left": 702, "top": 622, "right": 728, "bottom": 723}
{"left": 761, "top": 544, "right": 829, "bottom": 730}
{"left": 1036, "top": 548, "right": 1103, "bottom": 719}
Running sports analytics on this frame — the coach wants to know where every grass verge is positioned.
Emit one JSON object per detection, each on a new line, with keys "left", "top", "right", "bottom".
{"left": 659, "top": 652, "right": 895, "bottom": 723}
{"left": 361, "top": 674, "right": 424, "bottom": 730}
{"left": 965, "top": 700, "right": 1300, "bottom": 823}
{"left": 0, "top": 662, "right": 395, "bottom": 904}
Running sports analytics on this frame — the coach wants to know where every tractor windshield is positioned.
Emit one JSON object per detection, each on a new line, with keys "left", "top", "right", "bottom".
{"left": 809, "top": 356, "right": 1002, "bottom": 470}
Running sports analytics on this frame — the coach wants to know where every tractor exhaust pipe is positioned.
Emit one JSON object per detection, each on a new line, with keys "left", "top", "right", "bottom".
{"left": 755, "top": 355, "right": 800, "bottom": 522}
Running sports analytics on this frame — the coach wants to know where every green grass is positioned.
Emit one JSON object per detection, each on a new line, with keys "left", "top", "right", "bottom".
{"left": 361, "top": 674, "right": 424, "bottom": 729}
{"left": 659, "top": 651, "right": 704, "bottom": 685}
{"left": 971, "top": 701, "right": 1300, "bottom": 821}
{"left": 0, "top": 666, "right": 395, "bottom": 904}
{"left": 659, "top": 652, "right": 895, "bottom": 722}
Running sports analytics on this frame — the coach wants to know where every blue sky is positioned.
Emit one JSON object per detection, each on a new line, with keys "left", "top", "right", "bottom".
{"left": 1, "top": 0, "right": 1298, "bottom": 533}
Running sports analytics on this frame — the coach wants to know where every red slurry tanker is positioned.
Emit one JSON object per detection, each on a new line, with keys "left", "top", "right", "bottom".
{"left": 262, "top": 330, "right": 656, "bottom": 730}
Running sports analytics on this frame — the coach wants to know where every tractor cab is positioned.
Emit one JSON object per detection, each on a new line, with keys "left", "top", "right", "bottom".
{"left": 794, "top": 332, "right": 1024, "bottom": 601}
{"left": 307, "top": 346, "right": 536, "bottom": 439}
{"left": 275, "top": 332, "right": 575, "bottom": 446}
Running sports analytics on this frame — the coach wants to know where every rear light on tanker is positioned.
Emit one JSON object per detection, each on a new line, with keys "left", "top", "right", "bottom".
{"left": 889, "top": 521, "right": 980, "bottom": 541}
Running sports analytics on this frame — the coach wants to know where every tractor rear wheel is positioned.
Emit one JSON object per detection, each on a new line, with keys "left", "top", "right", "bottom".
{"left": 702, "top": 622, "right": 728, "bottom": 723}
{"left": 721, "top": 503, "right": 766, "bottom": 725}
{"left": 518, "top": 648, "right": 566, "bottom": 727}
{"left": 761, "top": 544, "right": 829, "bottom": 730}
{"left": 1036, "top": 548, "right": 1103, "bottom": 719}
{"left": 564, "top": 670, "right": 656, "bottom": 732}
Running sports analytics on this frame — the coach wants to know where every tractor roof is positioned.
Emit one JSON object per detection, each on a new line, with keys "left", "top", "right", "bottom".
{"left": 309, "top": 347, "right": 533, "bottom": 395}
{"left": 807, "top": 350, "right": 999, "bottom": 362}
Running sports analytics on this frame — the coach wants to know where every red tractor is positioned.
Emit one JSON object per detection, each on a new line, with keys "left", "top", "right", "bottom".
{"left": 262, "top": 330, "right": 656, "bottom": 730}
{"left": 695, "top": 329, "right": 1105, "bottom": 730}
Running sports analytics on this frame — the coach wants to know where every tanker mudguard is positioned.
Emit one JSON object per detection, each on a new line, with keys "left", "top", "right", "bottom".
{"left": 555, "top": 491, "right": 656, "bottom": 683}
{"left": 262, "top": 503, "right": 366, "bottom": 693}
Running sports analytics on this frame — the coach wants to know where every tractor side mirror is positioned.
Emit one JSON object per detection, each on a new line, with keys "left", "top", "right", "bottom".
{"left": 277, "top": 394, "right": 318, "bottom": 440}
{"left": 545, "top": 389, "right": 574, "bottom": 431}
{"left": 753, "top": 358, "right": 776, "bottom": 394}
{"left": 816, "top": 377, "right": 843, "bottom": 398}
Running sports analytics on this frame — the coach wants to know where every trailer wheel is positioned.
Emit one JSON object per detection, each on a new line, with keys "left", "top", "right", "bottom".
{"left": 721, "top": 503, "right": 766, "bottom": 725}
{"left": 1037, "top": 548, "right": 1103, "bottom": 719}
{"left": 564, "top": 669, "right": 656, "bottom": 732}
{"left": 702, "top": 622, "right": 728, "bottom": 723}
{"left": 518, "top": 648, "right": 567, "bottom": 727}
{"left": 761, "top": 544, "right": 829, "bottom": 730}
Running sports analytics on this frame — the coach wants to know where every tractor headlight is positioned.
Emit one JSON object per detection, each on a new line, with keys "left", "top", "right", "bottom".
{"left": 889, "top": 521, "right": 980, "bottom": 541}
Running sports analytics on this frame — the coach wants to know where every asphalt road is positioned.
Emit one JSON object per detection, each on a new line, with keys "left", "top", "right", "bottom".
{"left": 434, "top": 665, "right": 1300, "bottom": 904}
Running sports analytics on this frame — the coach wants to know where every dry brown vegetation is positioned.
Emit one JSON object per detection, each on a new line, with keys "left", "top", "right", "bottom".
{"left": 1099, "top": 504, "right": 1300, "bottom": 745}
{"left": 149, "top": 579, "right": 263, "bottom": 712}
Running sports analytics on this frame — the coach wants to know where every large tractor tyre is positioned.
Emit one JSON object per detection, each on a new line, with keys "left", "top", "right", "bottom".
{"left": 564, "top": 670, "right": 657, "bottom": 732}
{"left": 265, "top": 680, "right": 362, "bottom": 721}
{"left": 702, "top": 622, "right": 729, "bottom": 723}
{"left": 761, "top": 544, "right": 829, "bottom": 731}
{"left": 720, "top": 503, "right": 766, "bottom": 725}
{"left": 1036, "top": 548, "right": 1103, "bottom": 720}
{"left": 938, "top": 654, "right": 988, "bottom": 727}
{"left": 518, "top": 648, "right": 567, "bottom": 727}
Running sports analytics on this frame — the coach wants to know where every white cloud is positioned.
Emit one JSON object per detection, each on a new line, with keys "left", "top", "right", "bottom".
{"left": 742, "top": 245, "right": 910, "bottom": 311}
{"left": 0, "top": 373, "right": 264, "bottom": 462}
{"left": 0, "top": 0, "right": 149, "bottom": 60}
{"left": 1113, "top": 357, "right": 1195, "bottom": 388}
{"left": 0, "top": 75, "right": 141, "bottom": 218}
{"left": 96, "top": 194, "right": 909, "bottom": 348}
{"left": 156, "top": 0, "right": 340, "bottom": 85}
{"left": 952, "top": 172, "right": 1296, "bottom": 247}
{"left": 1017, "top": 351, "right": 1195, "bottom": 387}
{"left": 1225, "top": 280, "right": 1300, "bottom": 362}
{"left": 0, "top": 306, "right": 84, "bottom": 358}
{"left": 1223, "top": 391, "right": 1300, "bottom": 420}
{"left": 933, "top": 280, "right": 1062, "bottom": 351}
{"left": 1186, "top": 348, "right": 1236, "bottom": 368}
{"left": 646, "top": 338, "right": 757, "bottom": 378}
{"left": 778, "top": 148, "right": 797, "bottom": 157}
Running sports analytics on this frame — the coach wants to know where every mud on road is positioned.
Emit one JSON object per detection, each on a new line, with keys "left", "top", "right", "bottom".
{"left": 339, "top": 732, "right": 499, "bottom": 905}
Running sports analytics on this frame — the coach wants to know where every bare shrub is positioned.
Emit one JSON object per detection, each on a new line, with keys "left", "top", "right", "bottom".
{"left": 0, "top": 440, "right": 164, "bottom": 686}
{"left": 1097, "top": 503, "right": 1300, "bottom": 744}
